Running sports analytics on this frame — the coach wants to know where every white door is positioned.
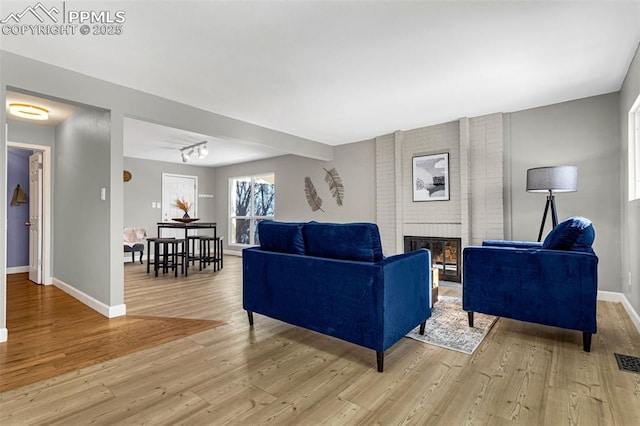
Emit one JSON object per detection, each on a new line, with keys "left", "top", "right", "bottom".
{"left": 28, "top": 151, "right": 43, "bottom": 284}
{"left": 161, "top": 174, "right": 197, "bottom": 237}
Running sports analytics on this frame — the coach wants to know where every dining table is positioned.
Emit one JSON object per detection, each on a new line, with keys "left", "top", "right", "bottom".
{"left": 154, "top": 221, "right": 218, "bottom": 276}
{"left": 156, "top": 221, "right": 217, "bottom": 240}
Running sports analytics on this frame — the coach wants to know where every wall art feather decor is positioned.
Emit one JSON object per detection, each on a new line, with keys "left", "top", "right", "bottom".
{"left": 304, "top": 177, "right": 325, "bottom": 212}
{"left": 323, "top": 167, "right": 344, "bottom": 206}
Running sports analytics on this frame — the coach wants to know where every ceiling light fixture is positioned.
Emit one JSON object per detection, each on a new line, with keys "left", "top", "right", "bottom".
{"left": 9, "top": 103, "right": 49, "bottom": 120}
{"left": 198, "top": 144, "right": 208, "bottom": 159}
{"left": 179, "top": 141, "right": 208, "bottom": 163}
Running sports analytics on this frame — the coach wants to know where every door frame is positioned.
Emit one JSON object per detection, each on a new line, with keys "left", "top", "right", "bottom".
{"left": 7, "top": 141, "right": 52, "bottom": 285}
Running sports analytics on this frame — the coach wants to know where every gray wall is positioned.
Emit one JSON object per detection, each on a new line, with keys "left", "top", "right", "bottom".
{"left": 54, "top": 108, "right": 112, "bottom": 302}
{"left": 506, "top": 93, "right": 622, "bottom": 292}
{"left": 215, "top": 140, "right": 376, "bottom": 250}
{"left": 123, "top": 157, "right": 217, "bottom": 238}
{"left": 620, "top": 43, "right": 640, "bottom": 314}
{"left": 7, "top": 119, "right": 57, "bottom": 148}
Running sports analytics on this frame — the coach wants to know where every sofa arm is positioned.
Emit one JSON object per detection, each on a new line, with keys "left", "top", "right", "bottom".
{"left": 380, "top": 249, "right": 432, "bottom": 349}
{"left": 463, "top": 246, "right": 598, "bottom": 333}
{"left": 482, "top": 240, "right": 543, "bottom": 249}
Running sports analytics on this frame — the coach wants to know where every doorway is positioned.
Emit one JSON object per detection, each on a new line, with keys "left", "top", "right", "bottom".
{"left": 6, "top": 142, "right": 52, "bottom": 285}
{"left": 160, "top": 173, "right": 198, "bottom": 238}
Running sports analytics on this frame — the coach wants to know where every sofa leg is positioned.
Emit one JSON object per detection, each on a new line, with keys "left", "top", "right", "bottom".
{"left": 376, "top": 351, "right": 384, "bottom": 372}
{"left": 468, "top": 311, "right": 474, "bottom": 327}
{"left": 419, "top": 321, "right": 426, "bottom": 335}
{"left": 583, "top": 332, "right": 592, "bottom": 352}
{"left": 247, "top": 311, "right": 254, "bottom": 326}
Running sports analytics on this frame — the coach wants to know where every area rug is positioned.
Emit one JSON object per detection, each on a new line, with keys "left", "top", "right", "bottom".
{"left": 406, "top": 295, "right": 497, "bottom": 354}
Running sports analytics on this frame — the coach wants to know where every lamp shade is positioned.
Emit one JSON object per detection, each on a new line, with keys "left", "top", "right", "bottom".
{"left": 526, "top": 166, "right": 577, "bottom": 193}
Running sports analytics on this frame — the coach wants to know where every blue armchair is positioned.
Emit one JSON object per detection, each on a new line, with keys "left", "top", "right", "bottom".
{"left": 463, "top": 217, "right": 598, "bottom": 351}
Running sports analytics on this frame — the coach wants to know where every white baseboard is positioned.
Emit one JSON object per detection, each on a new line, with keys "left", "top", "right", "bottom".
{"left": 620, "top": 294, "right": 640, "bottom": 335}
{"left": 108, "top": 304, "right": 127, "bottom": 317}
{"left": 53, "top": 278, "right": 126, "bottom": 318}
{"left": 598, "top": 290, "right": 640, "bottom": 334}
{"left": 124, "top": 253, "right": 147, "bottom": 263}
{"left": 0, "top": 327, "right": 7, "bottom": 342}
{"left": 7, "top": 266, "right": 29, "bottom": 274}
{"left": 226, "top": 249, "right": 243, "bottom": 257}
{"left": 597, "top": 290, "right": 621, "bottom": 303}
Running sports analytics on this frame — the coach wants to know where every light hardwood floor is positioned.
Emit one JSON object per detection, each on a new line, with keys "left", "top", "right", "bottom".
{"left": 0, "top": 273, "right": 224, "bottom": 392}
{"left": 1, "top": 256, "right": 640, "bottom": 425}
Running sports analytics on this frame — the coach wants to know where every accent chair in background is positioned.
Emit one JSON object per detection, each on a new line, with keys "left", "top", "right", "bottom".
{"left": 124, "top": 227, "right": 147, "bottom": 264}
{"left": 463, "top": 217, "right": 598, "bottom": 351}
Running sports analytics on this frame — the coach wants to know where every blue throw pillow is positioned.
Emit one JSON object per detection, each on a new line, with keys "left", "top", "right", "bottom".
{"left": 257, "top": 221, "right": 305, "bottom": 255}
{"left": 303, "top": 222, "right": 384, "bottom": 262}
{"left": 542, "top": 216, "right": 595, "bottom": 253}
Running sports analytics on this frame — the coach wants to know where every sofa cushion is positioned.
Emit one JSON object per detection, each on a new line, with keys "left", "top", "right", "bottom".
{"left": 258, "top": 221, "right": 305, "bottom": 255}
{"left": 303, "top": 222, "right": 384, "bottom": 262}
{"left": 542, "top": 216, "right": 595, "bottom": 253}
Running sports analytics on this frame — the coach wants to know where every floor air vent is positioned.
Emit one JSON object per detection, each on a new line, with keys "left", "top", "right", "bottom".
{"left": 614, "top": 353, "right": 640, "bottom": 374}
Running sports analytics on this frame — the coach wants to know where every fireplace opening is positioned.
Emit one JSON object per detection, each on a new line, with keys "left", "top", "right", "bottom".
{"left": 404, "top": 236, "right": 461, "bottom": 283}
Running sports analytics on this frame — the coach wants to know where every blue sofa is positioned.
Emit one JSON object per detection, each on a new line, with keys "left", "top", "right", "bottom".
{"left": 243, "top": 221, "right": 432, "bottom": 372}
{"left": 463, "top": 217, "right": 598, "bottom": 351}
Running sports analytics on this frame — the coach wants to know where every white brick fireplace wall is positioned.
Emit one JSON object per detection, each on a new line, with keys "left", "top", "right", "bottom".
{"left": 376, "top": 113, "right": 504, "bottom": 256}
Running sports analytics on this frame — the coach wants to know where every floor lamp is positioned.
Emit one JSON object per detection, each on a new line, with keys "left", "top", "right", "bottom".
{"left": 526, "top": 166, "right": 578, "bottom": 242}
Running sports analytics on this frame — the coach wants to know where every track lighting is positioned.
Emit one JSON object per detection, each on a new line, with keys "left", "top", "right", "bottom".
{"left": 198, "top": 144, "right": 208, "bottom": 159}
{"left": 179, "top": 141, "right": 208, "bottom": 163}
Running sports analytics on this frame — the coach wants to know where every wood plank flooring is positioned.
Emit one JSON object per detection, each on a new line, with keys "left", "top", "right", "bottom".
{"left": 1, "top": 256, "right": 640, "bottom": 425}
{"left": 0, "top": 273, "right": 225, "bottom": 393}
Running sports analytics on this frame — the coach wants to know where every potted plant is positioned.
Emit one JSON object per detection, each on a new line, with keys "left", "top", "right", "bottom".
{"left": 174, "top": 199, "right": 192, "bottom": 219}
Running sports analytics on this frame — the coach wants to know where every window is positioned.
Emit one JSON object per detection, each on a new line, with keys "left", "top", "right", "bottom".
{"left": 629, "top": 94, "right": 640, "bottom": 201}
{"left": 229, "top": 173, "right": 275, "bottom": 245}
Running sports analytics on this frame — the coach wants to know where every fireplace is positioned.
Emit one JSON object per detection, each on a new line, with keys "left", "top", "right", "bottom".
{"left": 404, "top": 236, "right": 461, "bottom": 283}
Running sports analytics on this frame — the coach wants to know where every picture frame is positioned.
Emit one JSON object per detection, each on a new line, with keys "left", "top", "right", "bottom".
{"left": 412, "top": 153, "right": 450, "bottom": 201}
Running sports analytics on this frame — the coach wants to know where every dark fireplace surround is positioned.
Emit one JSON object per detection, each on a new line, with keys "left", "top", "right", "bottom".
{"left": 404, "top": 236, "right": 461, "bottom": 283}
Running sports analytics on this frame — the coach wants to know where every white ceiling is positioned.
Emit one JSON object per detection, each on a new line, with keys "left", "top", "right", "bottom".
{"left": 123, "top": 117, "right": 287, "bottom": 167}
{"left": 6, "top": 90, "right": 77, "bottom": 127}
{"left": 2, "top": 1, "right": 640, "bottom": 158}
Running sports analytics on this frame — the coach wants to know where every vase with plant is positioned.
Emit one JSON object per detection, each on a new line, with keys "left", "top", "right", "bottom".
{"left": 175, "top": 199, "right": 192, "bottom": 219}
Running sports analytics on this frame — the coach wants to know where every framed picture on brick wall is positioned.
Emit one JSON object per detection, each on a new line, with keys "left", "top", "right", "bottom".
{"left": 412, "top": 152, "right": 449, "bottom": 201}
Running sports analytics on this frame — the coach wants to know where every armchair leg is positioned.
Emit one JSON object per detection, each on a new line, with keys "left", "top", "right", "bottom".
{"left": 468, "top": 311, "right": 474, "bottom": 327}
{"left": 583, "top": 332, "right": 592, "bottom": 352}
{"left": 247, "top": 311, "right": 254, "bottom": 326}
{"left": 419, "top": 321, "right": 426, "bottom": 335}
{"left": 376, "top": 351, "right": 384, "bottom": 372}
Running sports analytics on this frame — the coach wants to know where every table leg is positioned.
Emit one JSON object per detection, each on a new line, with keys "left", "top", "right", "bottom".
{"left": 146, "top": 239, "right": 151, "bottom": 274}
